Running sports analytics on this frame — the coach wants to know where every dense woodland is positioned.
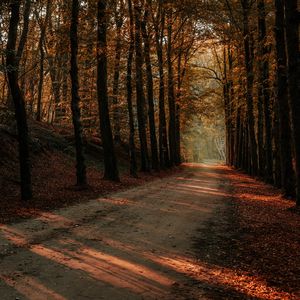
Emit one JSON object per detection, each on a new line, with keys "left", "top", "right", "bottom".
{"left": 0, "top": 0, "right": 299, "bottom": 207}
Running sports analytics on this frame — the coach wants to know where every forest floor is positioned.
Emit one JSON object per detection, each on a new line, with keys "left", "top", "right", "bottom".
{"left": 0, "top": 163, "right": 299, "bottom": 300}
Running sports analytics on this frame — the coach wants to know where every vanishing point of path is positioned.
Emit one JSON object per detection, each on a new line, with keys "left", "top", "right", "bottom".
{"left": 0, "top": 164, "right": 258, "bottom": 299}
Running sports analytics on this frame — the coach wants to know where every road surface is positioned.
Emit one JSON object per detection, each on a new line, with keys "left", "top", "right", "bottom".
{"left": 0, "top": 163, "right": 232, "bottom": 300}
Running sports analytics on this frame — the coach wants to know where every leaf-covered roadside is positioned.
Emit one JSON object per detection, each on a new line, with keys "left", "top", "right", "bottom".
{"left": 228, "top": 168, "right": 300, "bottom": 299}
{"left": 0, "top": 148, "right": 180, "bottom": 225}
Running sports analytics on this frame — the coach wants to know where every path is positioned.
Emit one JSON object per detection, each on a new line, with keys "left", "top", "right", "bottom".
{"left": 0, "top": 163, "right": 233, "bottom": 300}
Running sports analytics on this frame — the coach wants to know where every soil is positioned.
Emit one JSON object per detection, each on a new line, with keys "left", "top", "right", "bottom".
{"left": 0, "top": 163, "right": 299, "bottom": 300}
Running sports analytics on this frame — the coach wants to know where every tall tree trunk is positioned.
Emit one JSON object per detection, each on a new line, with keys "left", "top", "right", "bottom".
{"left": 133, "top": 0, "right": 150, "bottom": 172}
{"left": 6, "top": 1, "right": 32, "bottom": 201}
{"left": 16, "top": 0, "right": 31, "bottom": 69}
{"left": 234, "top": 107, "right": 241, "bottom": 168}
{"left": 126, "top": 0, "right": 138, "bottom": 177}
{"left": 153, "top": 2, "right": 169, "bottom": 168}
{"left": 97, "top": 0, "right": 119, "bottom": 181}
{"left": 257, "top": 0, "right": 273, "bottom": 183}
{"left": 167, "top": 8, "right": 176, "bottom": 167}
{"left": 112, "top": 6, "right": 123, "bottom": 143}
{"left": 228, "top": 46, "right": 235, "bottom": 166}
{"left": 241, "top": 0, "right": 258, "bottom": 175}
{"left": 273, "top": 99, "right": 282, "bottom": 187}
{"left": 285, "top": 0, "right": 300, "bottom": 206}
{"left": 70, "top": 0, "right": 87, "bottom": 186}
{"left": 141, "top": 5, "right": 159, "bottom": 170}
{"left": 274, "top": 0, "right": 295, "bottom": 197}
{"left": 223, "top": 46, "right": 231, "bottom": 165}
{"left": 175, "top": 49, "right": 182, "bottom": 165}
{"left": 257, "top": 77, "right": 264, "bottom": 176}
{"left": 36, "top": 0, "right": 51, "bottom": 122}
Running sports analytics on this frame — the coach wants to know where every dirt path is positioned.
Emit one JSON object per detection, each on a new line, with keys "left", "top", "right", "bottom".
{"left": 0, "top": 164, "right": 240, "bottom": 299}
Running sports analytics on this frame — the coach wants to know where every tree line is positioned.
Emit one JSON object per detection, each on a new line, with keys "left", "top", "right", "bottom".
{"left": 205, "top": 0, "right": 299, "bottom": 206}
{"left": 1, "top": 0, "right": 299, "bottom": 208}
{"left": 1, "top": 0, "right": 199, "bottom": 201}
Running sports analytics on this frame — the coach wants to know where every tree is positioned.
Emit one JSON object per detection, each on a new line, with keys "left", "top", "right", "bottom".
{"left": 6, "top": 0, "right": 32, "bottom": 201}
{"left": 257, "top": 0, "right": 272, "bottom": 183}
{"left": 36, "top": 0, "right": 51, "bottom": 122}
{"left": 241, "top": 0, "right": 258, "bottom": 175}
{"left": 70, "top": 0, "right": 87, "bottom": 186}
{"left": 112, "top": 0, "right": 124, "bottom": 143}
{"left": 97, "top": 0, "right": 120, "bottom": 181}
{"left": 274, "top": 0, "right": 295, "bottom": 197}
{"left": 141, "top": 3, "right": 159, "bottom": 170}
{"left": 166, "top": 7, "right": 176, "bottom": 167}
{"left": 126, "top": 0, "right": 138, "bottom": 177}
{"left": 151, "top": 0, "right": 170, "bottom": 169}
{"left": 284, "top": 0, "right": 300, "bottom": 206}
{"left": 133, "top": 0, "right": 150, "bottom": 172}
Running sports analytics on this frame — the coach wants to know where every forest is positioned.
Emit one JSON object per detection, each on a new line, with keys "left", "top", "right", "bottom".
{"left": 0, "top": 0, "right": 299, "bottom": 299}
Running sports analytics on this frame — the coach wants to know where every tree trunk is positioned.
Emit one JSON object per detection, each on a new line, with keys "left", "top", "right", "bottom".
{"left": 6, "top": 1, "right": 32, "bottom": 201}
{"left": 112, "top": 7, "right": 123, "bottom": 143}
{"left": 167, "top": 9, "right": 176, "bottom": 167}
{"left": 36, "top": 0, "right": 51, "bottom": 122}
{"left": 241, "top": 0, "right": 258, "bottom": 175}
{"left": 234, "top": 107, "right": 241, "bottom": 168}
{"left": 141, "top": 5, "right": 159, "bottom": 171}
{"left": 223, "top": 46, "right": 231, "bottom": 165}
{"left": 175, "top": 50, "right": 182, "bottom": 165}
{"left": 126, "top": 0, "right": 138, "bottom": 177}
{"left": 257, "top": 0, "right": 273, "bottom": 183}
{"left": 274, "top": 0, "right": 295, "bottom": 197}
{"left": 97, "top": 0, "right": 119, "bottom": 181}
{"left": 133, "top": 0, "right": 150, "bottom": 172}
{"left": 153, "top": 2, "right": 169, "bottom": 168}
{"left": 70, "top": 0, "right": 87, "bottom": 186}
{"left": 285, "top": 0, "right": 300, "bottom": 206}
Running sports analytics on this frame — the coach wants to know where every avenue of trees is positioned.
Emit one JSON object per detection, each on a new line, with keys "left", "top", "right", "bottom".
{"left": 1, "top": 0, "right": 299, "bottom": 207}
{"left": 203, "top": 0, "right": 299, "bottom": 206}
{"left": 1, "top": 0, "right": 201, "bottom": 200}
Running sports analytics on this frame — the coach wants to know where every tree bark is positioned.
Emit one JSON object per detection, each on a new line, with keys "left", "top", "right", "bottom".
{"left": 6, "top": 1, "right": 32, "bottom": 201}
{"left": 241, "top": 0, "right": 258, "bottom": 175}
{"left": 97, "top": 0, "right": 119, "bottom": 181}
{"left": 257, "top": 0, "right": 273, "bottom": 183}
{"left": 285, "top": 0, "right": 300, "bottom": 206}
{"left": 133, "top": 0, "right": 150, "bottom": 172}
{"left": 126, "top": 0, "right": 138, "bottom": 177}
{"left": 274, "top": 0, "right": 295, "bottom": 197}
{"left": 141, "top": 5, "right": 159, "bottom": 170}
{"left": 153, "top": 1, "right": 169, "bottom": 168}
{"left": 70, "top": 0, "right": 87, "bottom": 186}
{"left": 112, "top": 5, "right": 123, "bottom": 143}
{"left": 167, "top": 8, "right": 176, "bottom": 167}
{"left": 36, "top": 0, "right": 51, "bottom": 122}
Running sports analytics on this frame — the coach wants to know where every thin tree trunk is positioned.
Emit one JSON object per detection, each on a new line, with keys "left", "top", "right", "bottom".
{"left": 6, "top": 1, "right": 32, "bottom": 201}
{"left": 97, "top": 0, "right": 119, "bottom": 181}
{"left": 153, "top": 1, "right": 169, "bottom": 168}
{"left": 126, "top": 0, "right": 138, "bottom": 177}
{"left": 141, "top": 5, "right": 159, "bottom": 170}
{"left": 234, "top": 107, "right": 241, "bottom": 167}
{"left": 70, "top": 0, "right": 87, "bottom": 186}
{"left": 167, "top": 8, "right": 176, "bottom": 167}
{"left": 241, "top": 0, "right": 258, "bottom": 175}
{"left": 133, "top": 0, "right": 150, "bottom": 172}
{"left": 112, "top": 7, "right": 123, "bottom": 143}
{"left": 36, "top": 0, "right": 51, "bottom": 122}
{"left": 16, "top": 0, "right": 31, "bottom": 69}
{"left": 175, "top": 49, "right": 182, "bottom": 165}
